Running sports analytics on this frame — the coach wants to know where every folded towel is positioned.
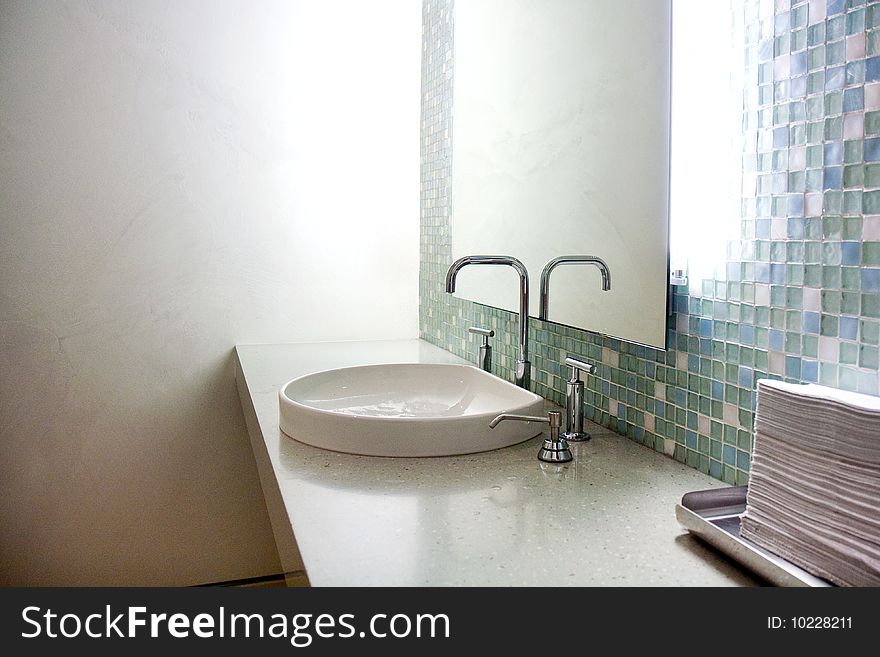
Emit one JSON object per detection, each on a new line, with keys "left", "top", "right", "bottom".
{"left": 740, "top": 379, "right": 880, "bottom": 586}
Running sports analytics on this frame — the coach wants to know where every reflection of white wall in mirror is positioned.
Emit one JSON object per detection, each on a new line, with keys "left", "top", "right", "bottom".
{"left": 451, "top": 0, "right": 670, "bottom": 348}
{"left": 670, "top": 0, "right": 743, "bottom": 285}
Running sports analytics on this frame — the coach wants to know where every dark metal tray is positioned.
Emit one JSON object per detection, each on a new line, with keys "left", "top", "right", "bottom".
{"left": 676, "top": 486, "right": 831, "bottom": 587}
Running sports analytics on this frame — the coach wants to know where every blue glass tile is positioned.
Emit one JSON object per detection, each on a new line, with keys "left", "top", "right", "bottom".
{"left": 758, "top": 39, "right": 773, "bottom": 62}
{"left": 842, "top": 242, "right": 861, "bottom": 265}
{"left": 803, "top": 311, "right": 821, "bottom": 334}
{"left": 773, "top": 127, "right": 789, "bottom": 148}
{"left": 775, "top": 11, "right": 790, "bottom": 35}
{"left": 805, "top": 169, "right": 823, "bottom": 191}
{"left": 865, "top": 138, "right": 880, "bottom": 162}
{"left": 645, "top": 361, "right": 655, "bottom": 378}
{"left": 756, "top": 218, "right": 771, "bottom": 239}
{"left": 756, "top": 262, "right": 771, "bottom": 283}
{"left": 862, "top": 268, "right": 880, "bottom": 292}
{"left": 787, "top": 193, "right": 804, "bottom": 216}
{"left": 675, "top": 387, "right": 687, "bottom": 407}
{"left": 785, "top": 355, "right": 802, "bottom": 378}
{"left": 699, "top": 318, "right": 712, "bottom": 337}
{"left": 686, "top": 412, "right": 698, "bottom": 431}
{"left": 686, "top": 431, "right": 698, "bottom": 449}
{"left": 770, "top": 329, "right": 785, "bottom": 351}
{"left": 843, "top": 88, "right": 864, "bottom": 113}
{"left": 687, "top": 353, "right": 699, "bottom": 372}
{"left": 867, "top": 56, "right": 880, "bottom": 81}
{"left": 740, "top": 324, "right": 755, "bottom": 345}
{"left": 802, "top": 359, "right": 819, "bottom": 383}
{"left": 827, "top": 0, "right": 845, "bottom": 15}
{"left": 655, "top": 400, "right": 664, "bottom": 416}
{"left": 826, "top": 66, "right": 845, "bottom": 90}
{"left": 723, "top": 445, "right": 736, "bottom": 466}
{"left": 700, "top": 338, "right": 712, "bottom": 355}
{"left": 790, "top": 51, "right": 807, "bottom": 76}
{"left": 791, "top": 75, "right": 807, "bottom": 98}
{"left": 846, "top": 60, "right": 865, "bottom": 86}
{"left": 771, "top": 263, "right": 786, "bottom": 284}
{"left": 711, "top": 380, "right": 724, "bottom": 400}
{"left": 787, "top": 218, "right": 805, "bottom": 239}
{"left": 823, "top": 166, "right": 843, "bottom": 190}
{"left": 709, "top": 460, "right": 723, "bottom": 479}
{"left": 738, "top": 366, "right": 753, "bottom": 387}
{"left": 840, "top": 315, "right": 859, "bottom": 339}
{"left": 824, "top": 142, "right": 843, "bottom": 166}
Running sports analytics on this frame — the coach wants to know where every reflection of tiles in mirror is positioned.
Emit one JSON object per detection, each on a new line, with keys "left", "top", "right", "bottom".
{"left": 418, "top": 0, "right": 880, "bottom": 489}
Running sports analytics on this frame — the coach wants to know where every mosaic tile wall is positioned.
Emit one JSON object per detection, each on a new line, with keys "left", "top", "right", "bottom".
{"left": 420, "top": 0, "right": 880, "bottom": 485}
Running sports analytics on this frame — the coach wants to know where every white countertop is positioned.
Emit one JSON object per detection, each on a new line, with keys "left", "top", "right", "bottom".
{"left": 235, "top": 339, "right": 758, "bottom": 586}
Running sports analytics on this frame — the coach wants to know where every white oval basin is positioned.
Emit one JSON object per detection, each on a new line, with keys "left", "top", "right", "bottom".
{"left": 279, "top": 363, "right": 545, "bottom": 457}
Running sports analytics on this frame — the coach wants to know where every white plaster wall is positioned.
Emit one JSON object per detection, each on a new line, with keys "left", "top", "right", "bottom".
{"left": 0, "top": 0, "right": 420, "bottom": 584}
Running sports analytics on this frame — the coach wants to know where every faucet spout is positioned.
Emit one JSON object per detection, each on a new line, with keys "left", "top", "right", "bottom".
{"left": 538, "top": 255, "right": 611, "bottom": 321}
{"left": 445, "top": 255, "right": 530, "bottom": 388}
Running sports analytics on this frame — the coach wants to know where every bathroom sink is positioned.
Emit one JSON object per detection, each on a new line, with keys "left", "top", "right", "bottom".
{"left": 279, "top": 363, "right": 545, "bottom": 457}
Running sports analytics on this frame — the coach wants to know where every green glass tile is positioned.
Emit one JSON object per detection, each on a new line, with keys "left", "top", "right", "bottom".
{"left": 870, "top": 26, "right": 880, "bottom": 56}
{"left": 862, "top": 320, "right": 880, "bottom": 345}
{"left": 825, "top": 116, "right": 843, "bottom": 141}
{"left": 825, "top": 191, "right": 843, "bottom": 215}
{"left": 840, "top": 341, "right": 858, "bottom": 365}
{"left": 819, "top": 363, "right": 838, "bottom": 387}
{"left": 809, "top": 46, "right": 826, "bottom": 71}
{"left": 805, "top": 241, "right": 822, "bottom": 262}
{"left": 774, "top": 34, "right": 790, "bottom": 57}
{"left": 822, "top": 290, "right": 842, "bottom": 313}
{"left": 864, "top": 191, "right": 880, "bottom": 214}
{"left": 844, "top": 164, "right": 864, "bottom": 188}
{"left": 755, "top": 326, "right": 770, "bottom": 348}
{"left": 859, "top": 345, "right": 879, "bottom": 370}
{"left": 821, "top": 314, "right": 839, "bottom": 337}
{"left": 868, "top": 112, "right": 880, "bottom": 138}
{"left": 843, "top": 191, "right": 862, "bottom": 214}
{"left": 843, "top": 217, "right": 863, "bottom": 241}
{"left": 841, "top": 291, "right": 861, "bottom": 314}
{"left": 822, "top": 265, "right": 842, "bottom": 288}
{"left": 863, "top": 242, "right": 880, "bottom": 266}
{"left": 785, "top": 331, "right": 801, "bottom": 353}
{"left": 802, "top": 334, "right": 818, "bottom": 358}
{"left": 863, "top": 294, "right": 880, "bottom": 318}
{"left": 844, "top": 140, "right": 863, "bottom": 164}
{"left": 824, "top": 91, "right": 843, "bottom": 116}
{"left": 842, "top": 267, "right": 861, "bottom": 290}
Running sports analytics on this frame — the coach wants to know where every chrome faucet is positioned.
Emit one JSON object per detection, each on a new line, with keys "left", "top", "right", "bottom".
{"left": 445, "top": 255, "right": 531, "bottom": 388}
{"left": 538, "top": 255, "right": 611, "bottom": 321}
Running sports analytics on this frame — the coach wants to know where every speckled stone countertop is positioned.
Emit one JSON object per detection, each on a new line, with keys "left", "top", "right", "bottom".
{"left": 234, "top": 339, "right": 759, "bottom": 586}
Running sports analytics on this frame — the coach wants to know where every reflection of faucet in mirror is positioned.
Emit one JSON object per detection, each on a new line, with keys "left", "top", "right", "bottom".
{"left": 445, "top": 255, "right": 530, "bottom": 388}
{"left": 538, "top": 256, "right": 611, "bottom": 321}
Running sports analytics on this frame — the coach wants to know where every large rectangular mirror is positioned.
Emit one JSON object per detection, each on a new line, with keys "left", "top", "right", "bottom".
{"left": 451, "top": 0, "right": 671, "bottom": 348}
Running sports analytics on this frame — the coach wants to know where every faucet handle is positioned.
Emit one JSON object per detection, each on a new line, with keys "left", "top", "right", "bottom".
{"left": 468, "top": 326, "right": 494, "bottom": 343}
{"left": 488, "top": 411, "right": 571, "bottom": 464}
{"left": 564, "top": 356, "right": 594, "bottom": 380}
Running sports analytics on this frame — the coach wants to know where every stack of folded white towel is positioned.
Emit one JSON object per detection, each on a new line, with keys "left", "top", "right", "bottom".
{"left": 740, "top": 379, "right": 880, "bottom": 586}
